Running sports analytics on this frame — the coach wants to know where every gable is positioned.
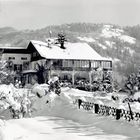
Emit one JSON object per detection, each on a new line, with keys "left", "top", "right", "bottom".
{"left": 26, "top": 42, "right": 44, "bottom": 61}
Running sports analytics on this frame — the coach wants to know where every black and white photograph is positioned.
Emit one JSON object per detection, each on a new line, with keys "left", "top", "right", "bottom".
{"left": 0, "top": 0, "right": 140, "bottom": 139}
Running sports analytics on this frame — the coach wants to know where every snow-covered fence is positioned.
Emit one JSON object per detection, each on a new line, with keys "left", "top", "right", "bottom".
{"left": 75, "top": 99, "right": 140, "bottom": 123}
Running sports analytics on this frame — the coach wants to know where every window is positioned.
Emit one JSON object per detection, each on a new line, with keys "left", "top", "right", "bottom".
{"left": 62, "top": 60, "right": 73, "bottom": 67}
{"left": 84, "top": 61, "right": 89, "bottom": 68}
{"left": 74, "top": 61, "right": 78, "bottom": 67}
{"left": 14, "top": 64, "right": 22, "bottom": 71}
{"left": 9, "top": 57, "right": 15, "bottom": 60}
{"left": 21, "top": 57, "right": 27, "bottom": 60}
{"left": 91, "top": 61, "right": 101, "bottom": 68}
{"left": 32, "top": 51, "right": 39, "bottom": 57}
{"left": 72, "top": 60, "right": 89, "bottom": 68}
{"left": 23, "top": 62, "right": 29, "bottom": 70}
{"left": 102, "top": 61, "right": 111, "bottom": 69}
{"left": 52, "top": 60, "right": 62, "bottom": 67}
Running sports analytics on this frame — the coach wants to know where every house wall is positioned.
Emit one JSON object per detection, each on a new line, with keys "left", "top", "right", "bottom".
{"left": 2, "top": 53, "right": 31, "bottom": 64}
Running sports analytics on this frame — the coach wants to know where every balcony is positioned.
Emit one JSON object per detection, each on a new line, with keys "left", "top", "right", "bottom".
{"left": 51, "top": 66, "right": 91, "bottom": 71}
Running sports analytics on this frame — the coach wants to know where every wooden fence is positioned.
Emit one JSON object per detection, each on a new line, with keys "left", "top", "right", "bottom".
{"left": 75, "top": 99, "right": 140, "bottom": 122}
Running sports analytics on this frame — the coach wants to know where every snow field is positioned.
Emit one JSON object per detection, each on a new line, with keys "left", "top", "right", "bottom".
{"left": 1, "top": 87, "right": 140, "bottom": 139}
{"left": 30, "top": 89, "right": 140, "bottom": 139}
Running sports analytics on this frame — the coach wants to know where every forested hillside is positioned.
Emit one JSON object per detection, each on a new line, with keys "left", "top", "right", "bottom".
{"left": 1, "top": 23, "right": 140, "bottom": 81}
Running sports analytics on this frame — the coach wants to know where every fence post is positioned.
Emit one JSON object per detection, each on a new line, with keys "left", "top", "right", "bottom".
{"left": 78, "top": 99, "right": 82, "bottom": 109}
{"left": 128, "top": 102, "right": 133, "bottom": 120}
{"left": 116, "top": 109, "right": 121, "bottom": 120}
{"left": 94, "top": 104, "right": 99, "bottom": 114}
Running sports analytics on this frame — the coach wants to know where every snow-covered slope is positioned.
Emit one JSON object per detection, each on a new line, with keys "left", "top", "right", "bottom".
{"left": 101, "top": 25, "right": 136, "bottom": 44}
{"left": 77, "top": 37, "right": 96, "bottom": 43}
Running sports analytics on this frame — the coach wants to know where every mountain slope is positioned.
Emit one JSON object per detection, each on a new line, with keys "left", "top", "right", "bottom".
{"left": 0, "top": 23, "right": 140, "bottom": 79}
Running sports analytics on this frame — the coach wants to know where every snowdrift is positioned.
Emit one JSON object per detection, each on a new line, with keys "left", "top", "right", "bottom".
{"left": 30, "top": 89, "right": 140, "bottom": 139}
{"left": 1, "top": 87, "right": 140, "bottom": 139}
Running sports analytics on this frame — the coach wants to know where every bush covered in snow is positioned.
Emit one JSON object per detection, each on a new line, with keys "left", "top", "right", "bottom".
{"left": 0, "top": 61, "right": 15, "bottom": 84}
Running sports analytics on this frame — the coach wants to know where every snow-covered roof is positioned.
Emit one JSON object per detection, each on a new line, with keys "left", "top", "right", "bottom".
{"left": 0, "top": 46, "right": 25, "bottom": 49}
{"left": 30, "top": 40, "right": 110, "bottom": 61}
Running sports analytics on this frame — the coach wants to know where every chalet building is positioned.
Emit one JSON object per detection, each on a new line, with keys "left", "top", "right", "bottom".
{"left": 0, "top": 40, "right": 112, "bottom": 85}
{"left": 0, "top": 47, "right": 30, "bottom": 70}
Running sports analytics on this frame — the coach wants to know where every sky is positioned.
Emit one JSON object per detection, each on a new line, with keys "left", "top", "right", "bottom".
{"left": 0, "top": 0, "right": 140, "bottom": 29}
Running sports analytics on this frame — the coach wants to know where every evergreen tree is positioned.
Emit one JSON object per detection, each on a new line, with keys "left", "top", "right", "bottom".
{"left": 35, "top": 63, "right": 46, "bottom": 84}
{"left": 57, "top": 33, "right": 67, "bottom": 49}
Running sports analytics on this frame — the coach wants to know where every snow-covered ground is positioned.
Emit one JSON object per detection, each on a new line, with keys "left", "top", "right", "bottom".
{"left": 1, "top": 116, "right": 128, "bottom": 140}
{"left": 0, "top": 87, "right": 140, "bottom": 140}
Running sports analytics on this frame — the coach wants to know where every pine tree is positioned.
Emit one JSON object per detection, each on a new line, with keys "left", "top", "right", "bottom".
{"left": 57, "top": 33, "right": 67, "bottom": 49}
{"left": 35, "top": 62, "right": 45, "bottom": 84}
